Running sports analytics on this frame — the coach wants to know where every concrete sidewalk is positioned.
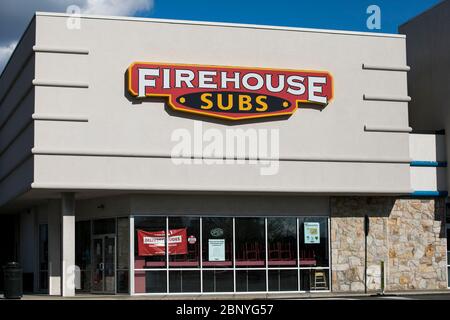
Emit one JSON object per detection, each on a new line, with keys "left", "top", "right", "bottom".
{"left": 3, "top": 290, "right": 449, "bottom": 300}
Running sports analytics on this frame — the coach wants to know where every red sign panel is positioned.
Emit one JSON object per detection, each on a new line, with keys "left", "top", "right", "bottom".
{"left": 127, "top": 62, "right": 333, "bottom": 120}
{"left": 137, "top": 228, "right": 187, "bottom": 256}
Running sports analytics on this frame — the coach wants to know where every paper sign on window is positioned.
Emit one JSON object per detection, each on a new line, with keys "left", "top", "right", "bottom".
{"left": 304, "top": 222, "right": 320, "bottom": 244}
{"left": 208, "top": 239, "right": 225, "bottom": 261}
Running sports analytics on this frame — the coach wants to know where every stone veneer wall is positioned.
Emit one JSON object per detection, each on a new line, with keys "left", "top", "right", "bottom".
{"left": 330, "top": 197, "right": 447, "bottom": 292}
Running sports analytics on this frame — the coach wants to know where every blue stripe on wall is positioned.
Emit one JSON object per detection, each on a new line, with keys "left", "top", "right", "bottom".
{"left": 410, "top": 161, "right": 447, "bottom": 167}
{"left": 411, "top": 191, "right": 448, "bottom": 197}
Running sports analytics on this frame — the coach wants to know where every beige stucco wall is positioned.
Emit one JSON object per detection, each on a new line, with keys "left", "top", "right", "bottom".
{"left": 28, "top": 13, "right": 412, "bottom": 196}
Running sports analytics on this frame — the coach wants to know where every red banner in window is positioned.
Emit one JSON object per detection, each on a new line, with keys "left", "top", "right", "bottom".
{"left": 137, "top": 228, "right": 187, "bottom": 256}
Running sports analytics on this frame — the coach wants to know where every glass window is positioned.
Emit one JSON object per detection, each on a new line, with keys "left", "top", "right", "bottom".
{"left": 169, "top": 271, "right": 201, "bottom": 293}
{"left": 268, "top": 269, "right": 298, "bottom": 291}
{"left": 168, "top": 217, "right": 200, "bottom": 268}
{"left": 134, "top": 271, "right": 167, "bottom": 293}
{"left": 75, "top": 220, "right": 91, "bottom": 292}
{"left": 202, "top": 217, "right": 233, "bottom": 267}
{"left": 235, "top": 218, "right": 265, "bottom": 267}
{"left": 38, "top": 224, "right": 48, "bottom": 291}
{"left": 236, "top": 270, "right": 266, "bottom": 292}
{"left": 298, "top": 217, "right": 329, "bottom": 267}
{"left": 203, "top": 270, "right": 234, "bottom": 292}
{"left": 117, "top": 218, "right": 130, "bottom": 270}
{"left": 117, "top": 271, "right": 129, "bottom": 294}
{"left": 447, "top": 225, "right": 450, "bottom": 289}
{"left": 267, "top": 217, "right": 297, "bottom": 267}
{"left": 300, "top": 269, "right": 329, "bottom": 291}
{"left": 117, "top": 217, "right": 129, "bottom": 293}
{"left": 135, "top": 217, "right": 167, "bottom": 269}
{"left": 132, "top": 215, "right": 330, "bottom": 294}
{"left": 93, "top": 218, "right": 115, "bottom": 235}
{"left": 447, "top": 226, "right": 450, "bottom": 251}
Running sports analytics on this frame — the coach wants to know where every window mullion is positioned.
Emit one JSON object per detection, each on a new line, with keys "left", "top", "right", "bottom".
{"left": 297, "top": 218, "right": 300, "bottom": 292}
{"left": 200, "top": 217, "right": 203, "bottom": 293}
{"left": 265, "top": 218, "right": 268, "bottom": 293}
{"left": 233, "top": 217, "right": 236, "bottom": 293}
{"left": 166, "top": 216, "right": 169, "bottom": 293}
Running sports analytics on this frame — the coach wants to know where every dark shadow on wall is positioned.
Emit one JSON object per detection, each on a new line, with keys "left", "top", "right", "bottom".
{"left": 330, "top": 196, "right": 395, "bottom": 218}
{"left": 435, "top": 132, "right": 447, "bottom": 194}
{"left": 297, "top": 103, "right": 326, "bottom": 112}
{"left": 332, "top": 196, "right": 447, "bottom": 238}
{"left": 330, "top": 196, "right": 448, "bottom": 242}
{"left": 0, "top": 214, "right": 19, "bottom": 293}
{"left": 441, "top": 201, "right": 449, "bottom": 239}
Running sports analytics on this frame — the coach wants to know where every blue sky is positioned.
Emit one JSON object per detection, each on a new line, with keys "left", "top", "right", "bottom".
{"left": 0, "top": 0, "right": 444, "bottom": 72}
{"left": 143, "top": 0, "right": 442, "bottom": 34}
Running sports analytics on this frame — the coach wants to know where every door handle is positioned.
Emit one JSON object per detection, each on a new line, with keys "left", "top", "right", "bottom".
{"left": 99, "top": 262, "right": 104, "bottom": 271}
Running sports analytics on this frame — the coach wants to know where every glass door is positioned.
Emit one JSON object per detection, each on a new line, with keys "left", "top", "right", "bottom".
{"left": 104, "top": 236, "right": 116, "bottom": 293}
{"left": 92, "top": 234, "right": 116, "bottom": 294}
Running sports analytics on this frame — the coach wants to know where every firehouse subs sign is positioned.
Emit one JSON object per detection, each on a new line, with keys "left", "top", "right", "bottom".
{"left": 127, "top": 62, "right": 333, "bottom": 120}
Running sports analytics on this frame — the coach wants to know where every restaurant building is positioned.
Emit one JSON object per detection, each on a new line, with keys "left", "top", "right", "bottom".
{"left": 0, "top": 8, "right": 448, "bottom": 297}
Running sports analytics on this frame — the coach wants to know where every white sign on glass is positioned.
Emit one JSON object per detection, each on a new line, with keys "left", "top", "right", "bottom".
{"left": 304, "top": 222, "right": 320, "bottom": 244}
{"left": 208, "top": 239, "right": 225, "bottom": 261}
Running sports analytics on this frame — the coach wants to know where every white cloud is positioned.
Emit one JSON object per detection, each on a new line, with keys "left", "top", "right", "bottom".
{"left": 0, "top": 41, "right": 17, "bottom": 74}
{"left": 0, "top": 0, "right": 154, "bottom": 73}
{"left": 82, "top": 0, "right": 153, "bottom": 16}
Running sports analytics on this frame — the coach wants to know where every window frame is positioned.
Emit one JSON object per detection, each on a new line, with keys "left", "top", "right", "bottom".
{"left": 130, "top": 215, "right": 331, "bottom": 295}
